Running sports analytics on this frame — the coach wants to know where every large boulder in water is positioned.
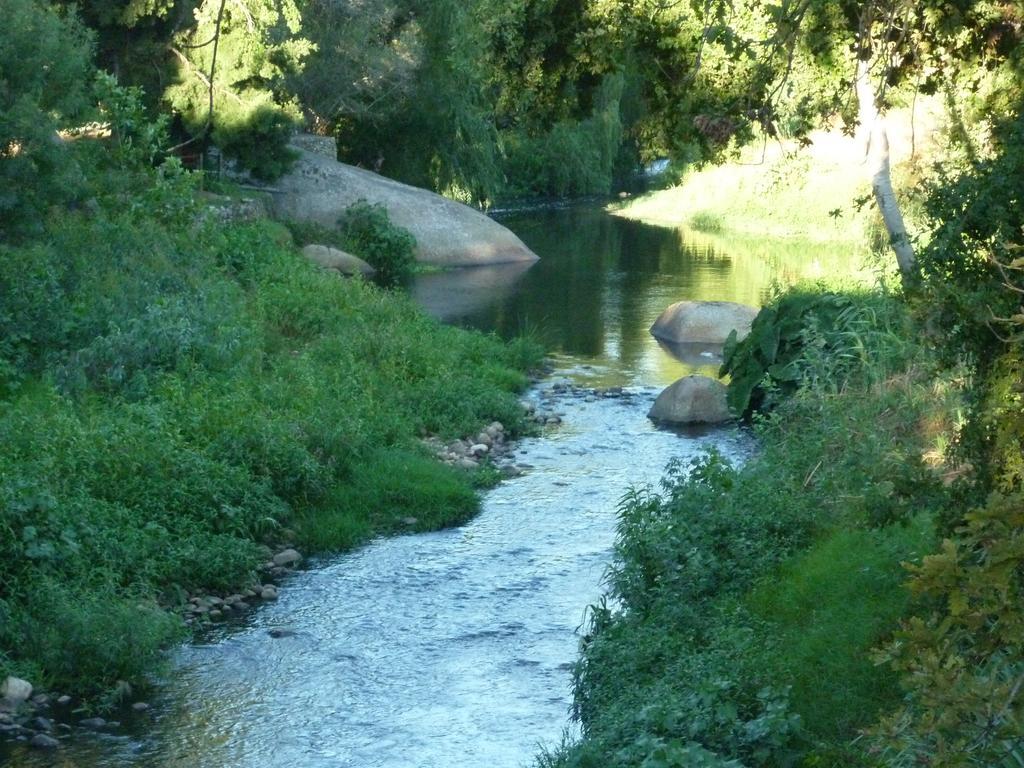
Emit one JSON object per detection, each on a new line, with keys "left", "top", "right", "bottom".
{"left": 650, "top": 300, "right": 758, "bottom": 344}
{"left": 301, "top": 244, "right": 375, "bottom": 277}
{"left": 648, "top": 375, "right": 732, "bottom": 424}
{"left": 270, "top": 138, "right": 540, "bottom": 268}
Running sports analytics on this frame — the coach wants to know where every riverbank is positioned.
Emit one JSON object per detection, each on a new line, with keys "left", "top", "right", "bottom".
{"left": 0, "top": 196, "right": 543, "bottom": 730}
{"left": 541, "top": 287, "right": 970, "bottom": 766}
{"left": 608, "top": 105, "right": 939, "bottom": 272}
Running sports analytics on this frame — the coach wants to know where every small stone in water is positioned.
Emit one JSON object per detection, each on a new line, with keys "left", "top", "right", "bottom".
{"left": 131, "top": 702, "right": 149, "bottom": 713}
{"left": 260, "top": 586, "right": 278, "bottom": 600}
{"left": 272, "top": 548, "right": 302, "bottom": 567}
{"left": 78, "top": 717, "right": 106, "bottom": 730}
{"left": 30, "top": 733, "right": 60, "bottom": 750}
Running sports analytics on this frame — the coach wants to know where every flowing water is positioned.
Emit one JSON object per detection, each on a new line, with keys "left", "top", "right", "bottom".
{"left": 5, "top": 205, "right": 855, "bottom": 768}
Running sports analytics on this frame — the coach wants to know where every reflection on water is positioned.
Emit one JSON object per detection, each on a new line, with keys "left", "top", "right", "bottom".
{"left": 414, "top": 205, "right": 860, "bottom": 386}
{"left": 412, "top": 261, "right": 536, "bottom": 322}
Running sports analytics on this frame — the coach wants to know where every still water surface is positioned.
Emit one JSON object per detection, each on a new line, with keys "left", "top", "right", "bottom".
{"left": 6, "top": 205, "right": 850, "bottom": 768}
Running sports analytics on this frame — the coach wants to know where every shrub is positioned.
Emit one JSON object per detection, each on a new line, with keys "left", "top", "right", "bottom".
{"left": 553, "top": 296, "right": 949, "bottom": 766}
{"left": 689, "top": 211, "right": 724, "bottom": 233}
{"left": 501, "top": 77, "right": 624, "bottom": 200}
{"left": 720, "top": 288, "right": 913, "bottom": 418}
{"left": 0, "top": 0, "right": 93, "bottom": 238}
{"left": 871, "top": 491, "right": 1024, "bottom": 766}
{"left": 337, "top": 200, "right": 417, "bottom": 287}
{"left": 212, "top": 102, "right": 301, "bottom": 182}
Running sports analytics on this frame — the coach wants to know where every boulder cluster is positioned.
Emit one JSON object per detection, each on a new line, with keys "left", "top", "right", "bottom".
{"left": 0, "top": 676, "right": 149, "bottom": 751}
{"left": 647, "top": 300, "right": 759, "bottom": 425}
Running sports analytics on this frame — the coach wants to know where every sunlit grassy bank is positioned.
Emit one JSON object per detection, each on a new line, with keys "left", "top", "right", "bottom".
{"left": 0, "top": 207, "right": 540, "bottom": 700}
{"left": 614, "top": 145, "right": 874, "bottom": 245}
{"left": 611, "top": 105, "right": 937, "bottom": 260}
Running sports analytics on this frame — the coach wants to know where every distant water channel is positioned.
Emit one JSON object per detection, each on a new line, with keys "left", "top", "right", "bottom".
{"left": 7, "top": 204, "right": 850, "bottom": 767}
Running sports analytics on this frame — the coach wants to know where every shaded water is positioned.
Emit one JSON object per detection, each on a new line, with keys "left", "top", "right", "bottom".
{"left": 5, "top": 206, "right": 851, "bottom": 767}
{"left": 414, "top": 204, "right": 856, "bottom": 386}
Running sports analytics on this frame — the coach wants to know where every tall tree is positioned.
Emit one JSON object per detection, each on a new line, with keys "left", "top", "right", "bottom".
{"left": 56, "top": 0, "right": 312, "bottom": 179}
{"left": 0, "top": 0, "right": 94, "bottom": 237}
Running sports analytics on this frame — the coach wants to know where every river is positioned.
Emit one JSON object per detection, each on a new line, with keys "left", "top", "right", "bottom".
{"left": 4, "top": 204, "right": 851, "bottom": 768}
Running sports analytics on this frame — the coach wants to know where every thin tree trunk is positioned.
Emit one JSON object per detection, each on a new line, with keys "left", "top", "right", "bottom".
{"left": 856, "top": 59, "right": 916, "bottom": 280}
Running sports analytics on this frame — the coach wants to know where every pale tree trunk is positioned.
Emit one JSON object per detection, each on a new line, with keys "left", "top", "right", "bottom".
{"left": 856, "top": 59, "right": 916, "bottom": 280}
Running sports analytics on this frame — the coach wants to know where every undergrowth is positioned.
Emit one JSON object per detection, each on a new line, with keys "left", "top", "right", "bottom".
{"left": 0, "top": 204, "right": 541, "bottom": 700}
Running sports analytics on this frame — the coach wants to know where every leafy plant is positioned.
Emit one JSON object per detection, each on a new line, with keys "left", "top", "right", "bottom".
{"left": 871, "top": 492, "right": 1024, "bottom": 766}
{"left": 337, "top": 200, "right": 417, "bottom": 287}
{"left": 0, "top": 0, "right": 94, "bottom": 238}
{"left": 721, "top": 289, "right": 912, "bottom": 418}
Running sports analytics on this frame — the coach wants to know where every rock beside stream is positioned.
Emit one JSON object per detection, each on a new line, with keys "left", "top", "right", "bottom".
{"left": 648, "top": 375, "right": 732, "bottom": 424}
{"left": 650, "top": 300, "right": 758, "bottom": 344}
{"left": 301, "top": 244, "right": 375, "bottom": 278}
{"left": 270, "top": 138, "right": 540, "bottom": 268}
{"left": 1, "top": 677, "right": 32, "bottom": 709}
{"left": 29, "top": 733, "right": 60, "bottom": 750}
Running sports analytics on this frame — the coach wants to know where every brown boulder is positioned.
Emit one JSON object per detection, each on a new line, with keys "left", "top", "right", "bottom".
{"left": 648, "top": 375, "right": 732, "bottom": 424}
{"left": 650, "top": 301, "right": 758, "bottom": 344}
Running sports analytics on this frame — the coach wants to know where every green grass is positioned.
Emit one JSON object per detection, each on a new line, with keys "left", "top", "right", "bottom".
{"left": 747, "top": 516, "right": 935, "bottom": 739}
{"left": 612, "top": 140, "right": 874, "bottom": 246}
{"left": 0, "top": 200, "right": 542, "bottom": 700}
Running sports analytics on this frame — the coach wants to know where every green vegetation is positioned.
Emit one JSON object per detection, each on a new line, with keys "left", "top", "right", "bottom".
{"left": 0, "top": 204, "right": 539, "bottom": 698}
{"left": 284, "top": 201, "right": 418, "bottom": 287}
{"left": 609, "top": 138, "right": 877, "bottom": 246}
{"left": 5, "top": 0, "right": 1024, "bottom": 760}
{"left": 746, "top": 518, "right": 934, "bottom": 739}
{"left": 720, "top": 288, "right": 914, "bottom": 419}
{"left": 543, "top": 290, "right": 958, "bottom": 767}
{"left": 336, "top": 201, "right": 417, "bottom": 287}
{"left": 0, "top": 8, "right": 541, "bottom": 700}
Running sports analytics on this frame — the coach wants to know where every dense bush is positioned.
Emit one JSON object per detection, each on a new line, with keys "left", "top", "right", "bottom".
{"left": 549, "top": 288, "right": 951, "bottom": 767}
{"left": 211, "top": 102, "right": 302, "bottom": 182}
{"left": 337, "top": 200, "right": 417, "bottom": 287}
{"left": 0, "top": 0, "right": 94, "bottom": 237}
{"left": 870, "top": 491, "right": 1024, "bottom": 766}
{"left": 721, "top": 288, "right": 915, "bottom": 418}
{"left": 501, "top": 76, "right": 625, "bottom": 199}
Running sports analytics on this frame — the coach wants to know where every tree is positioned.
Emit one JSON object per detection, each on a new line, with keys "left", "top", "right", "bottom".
{"left": 54, "top": 0, "right": 312, "bottom": 179}
{"left": 605, "top": 0, "right": 1021, "bottom": 281}
{"left": 0, "top": 0, "right": 95, "bottom": 238}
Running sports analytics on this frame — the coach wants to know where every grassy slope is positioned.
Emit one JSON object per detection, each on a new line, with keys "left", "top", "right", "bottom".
{"left": 613, "top": 139, "right": 874, "bottom": 245}
{"left": 610, "top": 104, "right": 940, "bottom": 274}
{"left": 0, "top": 204, "right": 540, "bottom": 700}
